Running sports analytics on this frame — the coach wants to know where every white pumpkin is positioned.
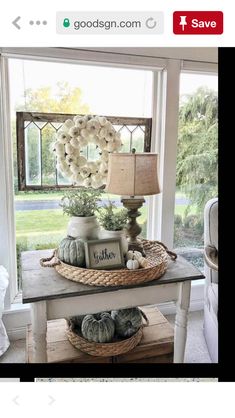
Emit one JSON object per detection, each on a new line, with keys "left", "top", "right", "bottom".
{"left": 126, "top": 250, "right": 142, "bottom": 261}
{"left": 70, "top": 138, "right": 81, "bottom": 149}
{"left": 57, "top": 131, "right": 70, "bottom": 144}
{"left": 115, "top": 138, "right": 122, "bottom": 151}
{"left": 99, "top": 163, "right": 108, "bottom": 176}
{"left": 98, "top": 116, "right": 107, "bottom": 126}
{"left": 87, "top": 162, "right": 98, "bottom": 174}
{"left": 83, "top": 177, "right": 93, "bottom": 188}
{"left": 80, "top": 167, "right": 91, "bottom": 179}
{"left": 106, "top": 141, "right": 116, "bottom": 152}
{"left": 69, "top": 126, "right": 80, "bottom": 138}
{"left": 74, "top": 116, "right": 86, "bottom": 129}
{"left": 80, "top": 128, "right": 89, "bottom": 139}
{"left": 79, "top": 137, "right": 89, "bottom": 147}
{"left": 77, "top": 156, "right": 87, "bottom": 167}
{"left": 70, "top": 163, "right": 79, "bottom": 174}
{"left": 65, "top": 155, "right": 76, "bottom": 165}
{"left": 98, "top": 138, "right": 107, "bottom": 150}
{"left": 72, "top": 173, "right": 84, "bottom": 185}
{"left": 65, "top": 143, "right": 76, "bottom": 155}
{"left": 105, "top": 130, "right": 116, "bottom": 142}
{"left": 100, "top": 150, "right": 109, "bottom": 162}
{"left": 64, "top": 119, "right": 75, "bottom": 129}
{"left": 92, "top": 179, "right": 103, "bottom": 189}
{"left": 126, "top": 258, "right": 140, "bottom": 270}
{"left": 54, "top": 142, "right": 65, "bottom": 154}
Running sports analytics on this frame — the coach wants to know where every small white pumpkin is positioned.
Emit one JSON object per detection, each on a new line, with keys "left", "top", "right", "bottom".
{"left": 98, "top": 116, "right": 107, "bottom": 126}
{"left": 70, "top": 138, "right": 81, "bottom": 149}
{"left": 64, "top": 119, "right": 75, "bottom": 129}
{"left": 83, "top": 177, "right": 93, "bottom": 188}
{"left": 70, "top": 163, "right": 79, "bottom": 174}
{"left": 69, "top": 126, "right": 80, "bottom": 138}
{"left": 126, "top": 257, "right": 139, "bottom": 270}
{"left": 77, "top": 156, "right": 87, "bottom": 167}
{"left": 65, "top": 143, "right": 76, "bottom": 155}
{"left": 57, "top": 131, "right": 70, "bottom": 143}
{"left": 80, "top": 167, "right": 91, "bottom": 179}
{"left": 99, "top": 162, "right": 108, "bottom": 176}
{"left": 87, "top": 161, "right": 98, "bottom": 174}
{"left": 126, "top": 250, "right": 142, "bottom": 261}
{"left": 72, "top": 173, "right": 84, "bottom": 185}
{"left": 80, "top": 128, "right": 89, "bottom": 139}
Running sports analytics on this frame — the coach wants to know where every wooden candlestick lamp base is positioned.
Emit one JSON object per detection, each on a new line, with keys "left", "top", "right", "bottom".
{"left": 121, "top": 196, "right": 146, "bottom": 256}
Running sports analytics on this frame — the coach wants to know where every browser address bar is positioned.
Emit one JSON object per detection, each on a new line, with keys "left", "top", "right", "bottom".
{"left": 56, "top": 11, "right": 164, "bottom": 35}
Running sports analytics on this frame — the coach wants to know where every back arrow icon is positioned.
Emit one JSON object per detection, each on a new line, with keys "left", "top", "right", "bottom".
{"left": 12, "top": 16, "right": 21, "bottom": 30}
{"left": 13, "top": 396, "right": 20, "bottom": 405}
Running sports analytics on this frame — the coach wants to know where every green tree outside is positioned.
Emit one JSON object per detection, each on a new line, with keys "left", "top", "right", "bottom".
{"left": 176, "top": 87, "right": 218, "bottom": 217}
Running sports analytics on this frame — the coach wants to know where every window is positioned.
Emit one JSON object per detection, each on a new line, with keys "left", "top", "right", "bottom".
{"left": 174, "top": 72, "right": 218, "bottom": 271}
{"left": 16, "top": 112, "right": 152, "bottom": 190}
{"left": 8, "top": 58, "right": 153, "bottom": 289}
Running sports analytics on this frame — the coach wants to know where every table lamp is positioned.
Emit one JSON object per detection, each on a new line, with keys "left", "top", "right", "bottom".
{"left": 105, "top": 148, "right": 161, "bottom": 255}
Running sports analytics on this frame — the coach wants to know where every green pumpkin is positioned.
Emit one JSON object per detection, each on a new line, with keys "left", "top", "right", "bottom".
{"left": 81, "top": 312, "right": 115, "bottom": 343}
{"left": 111, "top": 308, "right": 142, "bottom": 338}
{"left": 58, "top": 236, "right": 85, "bottom": 267}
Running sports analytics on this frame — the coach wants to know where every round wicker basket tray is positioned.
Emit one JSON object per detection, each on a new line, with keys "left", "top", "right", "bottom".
{"left": 40, "top": 239, "right": 177, "bottom": 287}
{"left": 67, "top": 326, "right": 143, "bottom": 357}
{"left": 66, "top": 309, "right": 149, "bottom": 357}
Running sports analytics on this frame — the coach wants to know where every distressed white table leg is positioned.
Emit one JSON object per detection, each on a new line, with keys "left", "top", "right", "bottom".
{"left": 31, "top": 301, "right": 47, "bottom": 363}
{"left": 174, "top": 281, "right": 191, "bottom": 363}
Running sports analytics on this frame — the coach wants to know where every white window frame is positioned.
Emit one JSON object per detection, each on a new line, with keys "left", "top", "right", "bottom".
{"left": 0, "top": 48, "right": 218, "bottom": 337}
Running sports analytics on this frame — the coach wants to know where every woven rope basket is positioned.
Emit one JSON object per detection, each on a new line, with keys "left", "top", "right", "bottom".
{"left": 40, "top": 239, "right": 177, "bottom": 287}
{"left": 66, "top": 310, "right": 148, "bottom": 357}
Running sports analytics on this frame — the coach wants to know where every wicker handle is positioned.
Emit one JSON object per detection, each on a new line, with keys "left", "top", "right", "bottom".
{"left": 139, "top": 309, "right": 149, "bottom": 328}
{"left": 156, "top": 240, "right": 177, "bottom": 260}
{"left": 40, "top": 250, "right": 61, "bottom": 268}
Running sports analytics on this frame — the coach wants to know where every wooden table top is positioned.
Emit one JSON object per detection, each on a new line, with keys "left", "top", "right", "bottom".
{"left": 22, "top": 249, "right": 204, "bottom": 304}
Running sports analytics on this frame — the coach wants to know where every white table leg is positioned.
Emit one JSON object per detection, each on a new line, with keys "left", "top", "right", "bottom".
{"left": 31, "top": 301, "right": 47, "bottom": 363}
{"left": 174, "top": 281, "right": 191, "bottom": 363}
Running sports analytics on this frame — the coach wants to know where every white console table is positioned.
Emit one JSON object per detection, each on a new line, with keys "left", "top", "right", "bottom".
{"left": 22, "top": 250, "right": 204, "bottom": 363}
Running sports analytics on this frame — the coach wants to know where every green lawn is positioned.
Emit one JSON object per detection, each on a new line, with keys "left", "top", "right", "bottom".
{"left": 15, "top": 188, "right": 195, "bottom": 250}
{"left": 16, "top": 209, "right": 69, "bottom": 237}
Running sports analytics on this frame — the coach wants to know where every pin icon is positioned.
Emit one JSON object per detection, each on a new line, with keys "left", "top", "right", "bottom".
{"left": 179, "top": 16, "right": 187, "bottom": 31}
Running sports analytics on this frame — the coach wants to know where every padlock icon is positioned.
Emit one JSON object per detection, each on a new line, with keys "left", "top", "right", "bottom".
{"left": 63, "top": 18, "right": 70, "bottom": 28}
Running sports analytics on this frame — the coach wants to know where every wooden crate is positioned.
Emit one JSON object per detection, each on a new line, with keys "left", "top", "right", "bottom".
{"left": 26, "top": 306, "right": 174, "bottom": 363}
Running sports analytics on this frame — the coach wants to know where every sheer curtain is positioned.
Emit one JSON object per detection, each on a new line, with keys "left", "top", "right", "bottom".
{"left": 0, "top": 266, "right": 10, "bottom": 356}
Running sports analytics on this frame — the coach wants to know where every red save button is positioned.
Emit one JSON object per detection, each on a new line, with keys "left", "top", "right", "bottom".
{"left": 173, "top": 11, "right": 223, "bottom": 34}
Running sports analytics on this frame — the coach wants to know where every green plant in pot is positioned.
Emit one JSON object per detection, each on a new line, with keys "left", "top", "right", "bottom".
{"left": 98, "top": 201, "right": 128, "bottom": 254}
{"left": 60, "top": 187, "right": 102, "bottom": 240}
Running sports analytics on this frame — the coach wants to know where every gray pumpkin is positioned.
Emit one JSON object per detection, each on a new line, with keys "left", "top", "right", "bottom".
{"left": 111, "top": 308, "right": 142, "bottom": 338}
{"left": 58, "top": 236, "right": 85, "bottom": 267}
{"left": 81, "top": 312, "right": 115, "bottom": 343}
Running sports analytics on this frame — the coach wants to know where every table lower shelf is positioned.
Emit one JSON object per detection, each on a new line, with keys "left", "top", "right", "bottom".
{"left": 26, "top": 306, "right": 174, "bottom": 363}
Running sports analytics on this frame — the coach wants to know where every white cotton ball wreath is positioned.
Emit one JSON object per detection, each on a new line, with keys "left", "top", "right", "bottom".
{"left": 53, "top": 115, "right": 122, "bottom": 189}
